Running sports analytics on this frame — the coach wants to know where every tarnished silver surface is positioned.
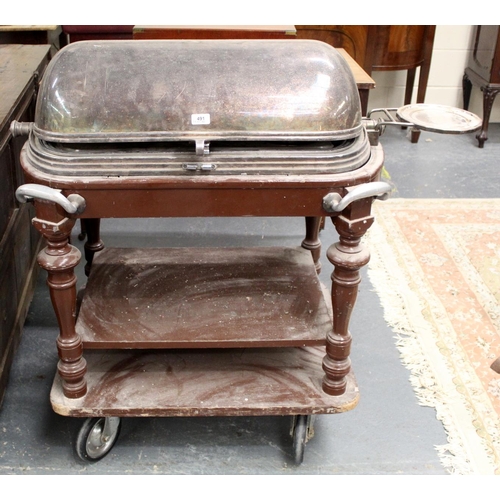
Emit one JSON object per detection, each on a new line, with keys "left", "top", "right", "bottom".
{"left": 35, "top": 39, "right": 363, "bottom": 143}
{"left": 396, "top": 104, "right": 482, "bottom": 134}
{"left": 10, "top": 120, "right": 33, "bottom": 138}
{"left": 23, "top": 39, "right": 376, "bottom": 178}
{"left": 23, "top": 131, "right": 371, "bottom": 177}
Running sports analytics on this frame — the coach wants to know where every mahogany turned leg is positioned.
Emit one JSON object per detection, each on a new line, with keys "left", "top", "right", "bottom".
{"left": 302, "top": 216, "right": 322, "bottom": 274}
{"left": 323, "top": 210, "right": 374, "bottom": 396}
{"left": 32, "top": 205, "right": 86, "bottom": 399}
{"left": 83, "top": 218, "right": 104, "bottom": 277}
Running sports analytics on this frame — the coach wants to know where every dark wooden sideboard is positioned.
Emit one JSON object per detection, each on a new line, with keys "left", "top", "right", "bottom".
{"left": 463, "top": 25, "right": 500, "bottom": 148}
{"left": 62, "top": 25, "right": 134, "bottom": 43}
{"left": 0, "top": 26, "right": 64, "bottom": 55}
{"left": 0, "top": 44, "right": 51, "bottom": 407}
{"left": 295, "top": 25, "right": 436, "bottom": 138}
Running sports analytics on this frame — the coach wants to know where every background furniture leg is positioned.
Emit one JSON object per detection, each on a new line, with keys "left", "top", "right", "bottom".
{"left": 477, "top": 87, "right": 499, "bottom": 148}
{"left": 83, "top": 218, "right": 104, "bottom": 277}
{"left": 302, "top": 216, "right": 322, "bottom": 274}
{"left": 462, "top": 73, "right": 472, "bottom": 110}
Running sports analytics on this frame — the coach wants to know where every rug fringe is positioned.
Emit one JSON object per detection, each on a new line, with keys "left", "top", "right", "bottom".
{"left": 365, "top": 207, "right": 499, "bottom": 475}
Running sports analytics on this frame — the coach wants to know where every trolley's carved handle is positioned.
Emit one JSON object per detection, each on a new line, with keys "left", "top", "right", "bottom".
{"left": 323, "top": 181, "right": 391, "bottom": 213}
{"left": 16, "top": 184, "right": 86, "bottom": 215}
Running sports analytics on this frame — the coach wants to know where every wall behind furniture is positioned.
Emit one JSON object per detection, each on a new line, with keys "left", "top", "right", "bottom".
{"left": 367, "top": 25, "right": 500, "bottom": 123}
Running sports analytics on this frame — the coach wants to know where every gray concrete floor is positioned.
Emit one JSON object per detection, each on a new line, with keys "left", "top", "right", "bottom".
{"left": 0, "top": 124, "right": 498, "bottom": 475}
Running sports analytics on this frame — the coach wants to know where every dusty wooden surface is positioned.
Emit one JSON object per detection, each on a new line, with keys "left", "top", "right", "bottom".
{"left": 50, "top": 346, "right": 359, "bottom": 417}
{"left": 0, "top": 45, "right": 51, "bottom": 132}
{"left": 77, "top": 246, "right": 331, "bottom": 349}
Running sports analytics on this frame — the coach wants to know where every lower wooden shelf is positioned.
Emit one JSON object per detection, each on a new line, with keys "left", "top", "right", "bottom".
{"left": 76, "top": 246, "right": 331, "bottom": 349}
{"left": 50, "top": 347, "right": 359, "bottom": 417}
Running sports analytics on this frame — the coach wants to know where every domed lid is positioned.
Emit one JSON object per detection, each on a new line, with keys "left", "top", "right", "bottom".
{"left": 34, "top": 39, "right": 363, "bottom": 143}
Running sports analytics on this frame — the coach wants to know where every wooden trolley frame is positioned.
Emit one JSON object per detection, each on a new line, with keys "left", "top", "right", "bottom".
{"left": 19, "top": 143, "right": 384, "bottom": 463}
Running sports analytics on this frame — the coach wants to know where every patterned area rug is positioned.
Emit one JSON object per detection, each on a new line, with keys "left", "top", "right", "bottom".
{"left": 365, "top": 198, "right": 500, "bottom": 475}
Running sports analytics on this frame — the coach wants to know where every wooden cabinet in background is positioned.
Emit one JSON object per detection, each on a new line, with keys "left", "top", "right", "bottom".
{"left": 132, "top": 25, "right": 297, "bottom": 39}
{"left": 295, "top": 25, "right": 436, "bottom": 118}
{"left": 0, "top": 44, "right": 51, "bottom": 407}
{"left": 463, "top": 25, "right": 500, "bottom": 148}
{"left": 62, "top": 25, "right": 134, "bottom": 43}
{"left": 0, "top": 26, "right": 64, "bottom": 55}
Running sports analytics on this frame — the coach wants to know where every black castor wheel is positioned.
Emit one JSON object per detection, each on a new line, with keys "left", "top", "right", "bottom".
{"left": 76, "top": 417, "right": 121, "bottom": 462}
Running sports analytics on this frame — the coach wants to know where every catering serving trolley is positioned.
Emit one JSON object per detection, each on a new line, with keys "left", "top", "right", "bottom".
{"left": 12, "top": 39, "right": 480, "bottom": 463}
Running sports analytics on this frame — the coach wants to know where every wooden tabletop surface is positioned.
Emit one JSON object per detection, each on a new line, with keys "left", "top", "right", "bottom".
{"left": 134, "top": 25, "right": 296, "bottom": 33}
{"left": 133, "top": 25, "right": 297, "bottom": 39}
{"left": 336, "top": 48, "right": 375, "bottom": 89}
{"left": 0, "top": 25, "right": 58, "bottom": 31}
{"left": 0, "top": 44, "right": 51, "bottom": 131}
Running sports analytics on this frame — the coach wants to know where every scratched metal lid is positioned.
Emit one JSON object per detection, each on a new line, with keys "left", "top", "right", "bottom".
{"left": 34, "top": 39, "right": 363, "bottom": 144}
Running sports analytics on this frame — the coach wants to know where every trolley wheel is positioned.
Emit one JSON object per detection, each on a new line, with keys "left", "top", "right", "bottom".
{"left": 76, "top": 417, "right": 121, "bottom": 462}
{"left": 292, "top": 415, "right": 308, "bottom": 465}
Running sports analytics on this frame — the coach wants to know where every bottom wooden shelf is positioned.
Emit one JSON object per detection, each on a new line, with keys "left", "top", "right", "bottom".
{"left": 50, "top": 347, "right": 359, "bottom": 417}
